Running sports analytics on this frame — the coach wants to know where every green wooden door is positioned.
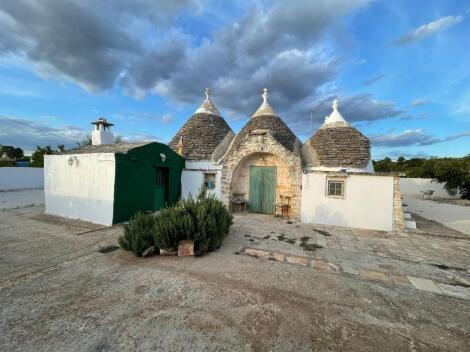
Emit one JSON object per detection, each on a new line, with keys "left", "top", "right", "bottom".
{"left": 249, "top": 166, "right": 276, "bottom": 214}
{"left": 155, "top": 167, "right": 168, "bottom": 211}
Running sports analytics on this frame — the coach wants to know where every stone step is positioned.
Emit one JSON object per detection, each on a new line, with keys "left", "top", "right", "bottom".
{"left": 405, "top": 220, "right": 417, "bottom": 229}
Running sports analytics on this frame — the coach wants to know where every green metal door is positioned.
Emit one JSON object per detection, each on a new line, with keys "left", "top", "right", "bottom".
{"left": 249, "top": 166, "right": 276, "bottom": 214}
{"left": 155, "top": 167, "right": 168, "bottom": 211}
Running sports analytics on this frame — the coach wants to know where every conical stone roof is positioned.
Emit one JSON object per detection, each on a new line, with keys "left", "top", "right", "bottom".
{"left": 169, "top": 89, "right": 234, "bottom": 161}
{"left": 229, "top": 89, "right": 301, "bottom": 154}
{"left": 304, "top": 100, "right": 371, "bottom": 168}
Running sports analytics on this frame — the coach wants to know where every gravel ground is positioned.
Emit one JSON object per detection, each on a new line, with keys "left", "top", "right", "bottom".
{"left": 0, "top": 189, "right": 44, "bottom": 210}
{"left": 1, "top": 206, "right": 469, "bottom": 351}
{"left": 404, "top": 195, "right": 470, "bottom": 235}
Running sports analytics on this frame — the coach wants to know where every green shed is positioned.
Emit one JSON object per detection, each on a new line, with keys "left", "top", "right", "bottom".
{"left": 113, "top": 142, "right": 185, "bottom": 223}
{"left": 46, "top": 142, "right": 185, "bottom": 225}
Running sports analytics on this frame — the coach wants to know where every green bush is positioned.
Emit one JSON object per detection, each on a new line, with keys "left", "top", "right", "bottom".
{"left": 153, "top": 206, "right": 194, "bottom": 249}
{"left": 182, "top": 189, "right": 233, "bottom": 256}
{"left": 120, "top": 189, "right": 233, "bottom": 257}
{"left": 118, "top": 212, "right": 156, "bottom": 256}
{"left": 0, "top": 160, "right": 16, "bottom": 167}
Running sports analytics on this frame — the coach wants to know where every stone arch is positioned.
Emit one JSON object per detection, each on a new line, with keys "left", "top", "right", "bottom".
{"left": 220, "top": 132, "right": 302, "bottom": 220}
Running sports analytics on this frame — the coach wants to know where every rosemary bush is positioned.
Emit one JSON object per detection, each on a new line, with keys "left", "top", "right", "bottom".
{"left": 118, "top": 212, "right": 156, "bottom": 257}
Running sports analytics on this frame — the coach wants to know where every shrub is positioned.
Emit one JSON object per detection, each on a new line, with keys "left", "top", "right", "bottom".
{"left": 121, "top": 189, "right": 233, "bottom": 257}
{"left": 153, "top": 206, "right": 194, "bottom": 249}
{"left": 182, "top": 189, "right": 233, "bottom": 256}
{"left": 118, "top": 212, "right": 156, "bottom": 256}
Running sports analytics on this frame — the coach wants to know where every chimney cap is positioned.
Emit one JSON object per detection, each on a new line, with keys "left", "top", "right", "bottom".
{"left": 91, "top": 117, "right": 114, "bottom": 127}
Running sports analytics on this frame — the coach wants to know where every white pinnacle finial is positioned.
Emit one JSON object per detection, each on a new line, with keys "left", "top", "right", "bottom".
{"left": 332, "top": 99, "right": 339, "bottom": 111}
{"left": 262, "top": 88, "right": 268, "bottom": 104}
{"left": 205, "top": 88, "right": 210, "bottom": 100}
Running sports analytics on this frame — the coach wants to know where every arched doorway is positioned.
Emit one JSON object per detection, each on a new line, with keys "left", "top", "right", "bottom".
{"left": 230, "top": 152, "right": 293, "bottom": 215}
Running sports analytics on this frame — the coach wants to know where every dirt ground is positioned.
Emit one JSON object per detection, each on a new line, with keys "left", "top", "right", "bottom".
{"left": 1, "top": 205, "right": 470, "bottom": 352}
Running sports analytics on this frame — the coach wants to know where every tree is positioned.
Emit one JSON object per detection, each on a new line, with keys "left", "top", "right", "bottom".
{"left": 0, "top": 145, "right": 24, "bottom": 159}
{"left": 76, "top": 134, "right": 124, "bottom": 147}
{"left": 76, "top": 134, "right": 92, "bottom": 147}
{"left": 30, "top": 145, "right": 55, "bottom": 167}
{"left": 432, "top": 155, "right": 470, "bottom": 199}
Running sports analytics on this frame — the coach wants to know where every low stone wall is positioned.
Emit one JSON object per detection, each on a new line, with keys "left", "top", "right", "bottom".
{"left": 393, "top": 176, "right": 405, "bottom": 231}
{"left": 0, "top": 167, "right": 44, "bottom": 191}
{"left": 400, "top": 178, "right": 457, "bottom": 198}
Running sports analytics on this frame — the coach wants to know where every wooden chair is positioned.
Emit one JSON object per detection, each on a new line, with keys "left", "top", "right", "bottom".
{"left": 274, "top": 195, "right": 291, "bottom": 219}
{"left": 231, "top": 193, "right": 247, "bottom": 212}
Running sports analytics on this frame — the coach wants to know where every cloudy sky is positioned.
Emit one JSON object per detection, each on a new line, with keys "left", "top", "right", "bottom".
{"left": 0, "top": 0, "right": 469, "bottom": 159}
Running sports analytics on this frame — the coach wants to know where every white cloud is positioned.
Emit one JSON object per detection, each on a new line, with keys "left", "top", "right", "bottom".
{"left": 370, "top": 128, "right": 470, "bottom": 147}
{"left": 410, "top": 98, "right": 427, "bottom": 107}
{"left": 0, "top": 115, "right": 86, "bottom": 153}
{"left": 395, "top": 15, "right": 463, "bottom": 45}
{"left": 161, "top": 114, "right": 173, "bottom": 124}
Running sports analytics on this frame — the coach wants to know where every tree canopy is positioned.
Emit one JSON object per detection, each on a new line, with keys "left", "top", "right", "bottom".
{"left": 373, "top": 155, "right": 470, "bottom": 199}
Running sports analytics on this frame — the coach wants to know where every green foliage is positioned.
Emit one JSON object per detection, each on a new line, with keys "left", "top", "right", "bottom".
{"left": 153, "top": 206, "right": 194, "bottom": 249}
{"left": 181, "top": 188, "right": 233, "bottom": 256}
{"left": 30, "top": 145, "right": 55, "bottom": 167}
{"left": 432, "top": 155, "right": 470, "bottom": 199}
{"left": 373, "top": 155, "right": 470, "bottom": 199}
{"left": 119, "top": 212, "right": 156, "bottom": 257}
{"left": 77, "top": 134, "right": 92, "bottom": 147}
{"left": 0, "top": 159, "right": 16, "bottom": 167}
{"left": 76, "top": 134, "right": 124, "bottom": 147}
{"left": 0, "top": 145, "right": 24, "bottom": 159}
{"left": 120, "top": 189, "right": 233, "bottom": 257}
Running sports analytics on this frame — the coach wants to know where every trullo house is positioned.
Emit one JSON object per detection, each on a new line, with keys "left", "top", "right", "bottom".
{"left": 171, "top": 89, "right": 405, "bottom": 232}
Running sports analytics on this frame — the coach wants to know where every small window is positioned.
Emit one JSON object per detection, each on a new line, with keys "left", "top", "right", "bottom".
{"left": 327, "top": 180, "right": 345, "bottom": 198}
{"left": 156, "top": 167, "right": 168, "bottom": 186}
{"left": 203, "top": 173, "right": 216, "bottom": 190}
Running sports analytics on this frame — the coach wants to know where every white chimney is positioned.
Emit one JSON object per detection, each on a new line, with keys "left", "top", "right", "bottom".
{"left": 91, "top": 117, "right": 114, "bottom": 145}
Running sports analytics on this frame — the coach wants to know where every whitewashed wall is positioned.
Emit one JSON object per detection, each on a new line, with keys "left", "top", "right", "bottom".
{"left": 44, "top": 153, "right": 115, "bottom": 225}
{"left": 181, "top": 161, "right": 222, "bottom": 199}
{"left": 301, "top": 172, "right": 394, "bottom": 231}
{"left": 0, "top": 167, "right": 44, "bottom": 191}
{"left": 400, "top": 178, "right": 457, "bottom": 198}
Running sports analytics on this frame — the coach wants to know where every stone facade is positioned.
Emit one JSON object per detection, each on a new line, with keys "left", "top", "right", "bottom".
{"left": 393, "top": 176, "right": 405, "bottom": 231}
{"left": 220, "top": 130, "right": 302, "bottom": 221}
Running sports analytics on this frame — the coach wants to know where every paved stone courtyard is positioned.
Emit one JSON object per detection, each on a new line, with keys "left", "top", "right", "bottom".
{"left": 1, "top": 205, "right": 470, "bottom": 351}
{"left": 235, "top": 214, "right": 470, "bottom": 299}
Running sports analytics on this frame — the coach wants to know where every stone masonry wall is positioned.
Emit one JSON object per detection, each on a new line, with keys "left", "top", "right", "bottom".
{"left": 393, "top": 176, "right": 405, "bottom": 231}
{"left": 231, "top": 153, "right": 293, "bottom": 202}
{"left": 221, "top": 132, "right": 302, "bottom": 221}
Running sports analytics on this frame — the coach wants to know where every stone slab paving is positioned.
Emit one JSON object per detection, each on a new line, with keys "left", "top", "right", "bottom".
{"left": 406, "top": 276, "right": 443, "bottom": 294}
{"left": 241, "top": 246, "right": 470, "bottom": 300}
{"left": 235, "top": 213, "right": 470, "bottom": 301}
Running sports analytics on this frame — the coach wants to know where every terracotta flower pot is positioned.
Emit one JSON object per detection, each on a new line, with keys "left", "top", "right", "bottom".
{"left": 178, "top": 240, "right": 195, "bottom": 257}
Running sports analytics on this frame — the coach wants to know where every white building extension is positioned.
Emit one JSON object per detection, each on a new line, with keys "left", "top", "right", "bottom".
{"left": 301, "top": 100, "right": 399, "bottom": 231}
{"left": 45, "top": 152, "right": 116, "bottom": 225}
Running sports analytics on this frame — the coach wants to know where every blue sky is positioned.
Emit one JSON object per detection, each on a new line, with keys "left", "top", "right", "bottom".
{"left": 0, "top": 0, "right": 469, "bottom": 159}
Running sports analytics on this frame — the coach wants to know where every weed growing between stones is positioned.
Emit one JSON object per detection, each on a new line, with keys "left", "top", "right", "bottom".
{"left": 299, "top": 242, "right": 323, "bottom": 252}
{"left": 315, "top": 229, "right": 331, "bottom": 237}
